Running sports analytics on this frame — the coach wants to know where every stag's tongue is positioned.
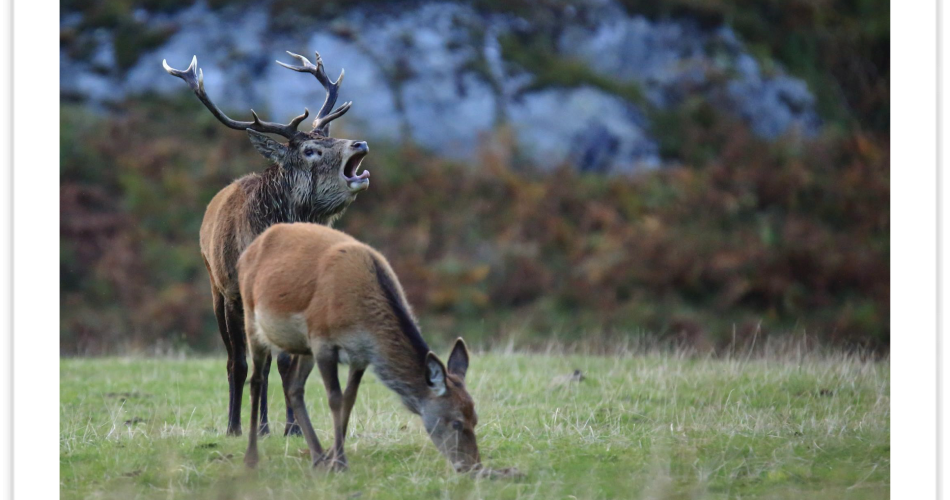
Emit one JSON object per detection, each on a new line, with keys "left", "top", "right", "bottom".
{"left": 347, "top": 170, "right": 371, "bottom": 190}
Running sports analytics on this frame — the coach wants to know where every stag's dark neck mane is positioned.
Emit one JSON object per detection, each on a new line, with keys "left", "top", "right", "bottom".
{"left": 244, "top": 164, "right": 351, "bottom": 235}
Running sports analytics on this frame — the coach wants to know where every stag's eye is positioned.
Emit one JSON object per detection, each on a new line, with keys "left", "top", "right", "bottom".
{"left": 304, "top": 148, "right": 321, "bottom": 158}
{"left": 451, "top": 420, "right": 463, "bottom": 431}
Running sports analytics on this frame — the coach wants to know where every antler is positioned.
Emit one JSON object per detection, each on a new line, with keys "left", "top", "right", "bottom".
{"left": 277, "top": 51, "right": 352, "bottom": 136}
{"left": 162, "top": 56, "right": 310, "bottom": 140}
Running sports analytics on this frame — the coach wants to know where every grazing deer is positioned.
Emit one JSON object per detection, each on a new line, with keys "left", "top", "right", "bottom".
{"left": 163, "top": 51, "right": 370, "bottom": 437}
{"left": 238, "top": 223, "right": 480, "bottom": 472}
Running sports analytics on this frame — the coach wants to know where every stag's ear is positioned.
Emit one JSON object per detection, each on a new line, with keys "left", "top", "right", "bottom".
{"left": 447, "top": 338, "right": 469, "bottom": 380}
{"left": 247, "top": 129, "right": 287, "bottom": 163}
{"left": 425, "top": 352, "right": 448, "bottom": 397}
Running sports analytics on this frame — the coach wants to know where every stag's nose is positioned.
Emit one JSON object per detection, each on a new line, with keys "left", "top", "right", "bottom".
{"left": 351, "top": 141, "right": 368, "bottom": 152}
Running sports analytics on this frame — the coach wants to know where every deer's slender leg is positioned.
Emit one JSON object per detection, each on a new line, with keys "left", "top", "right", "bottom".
{"left": 316, "top": 348, "right": 348, "bottom": 470}
{"left": 224, "top": 299, "right": 248, "bottom": 437}
{"left": 277, "top": 351, "right": 301, "bottom": 436}
{"left": 259, "top": 352, "right": 272, "bottom": 436}
{"left": 286, "top": 354, "right": 324, "bottom": 465}
{"left": 211, "top": 290, "right": 238, "bottom": 436}
{"left": 244, "top": 339, "right": 268, "bottom": 468}
{"left": 340, "top": 367, "right": 365, "bottom": 439}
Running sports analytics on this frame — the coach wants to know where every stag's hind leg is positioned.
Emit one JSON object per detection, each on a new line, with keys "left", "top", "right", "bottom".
{"left": 224, "top": 299, "right": 273, "bottom": 436}
{"left": 211, "top": 290, "right": 239, "bottom": 436}
{"left": 224, "top": 299, "right": 248, "bottom": 436}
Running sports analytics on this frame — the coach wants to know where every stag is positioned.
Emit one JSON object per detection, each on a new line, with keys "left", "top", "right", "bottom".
{"left": 163, "top": 51, "right": 370, "bottom": 436}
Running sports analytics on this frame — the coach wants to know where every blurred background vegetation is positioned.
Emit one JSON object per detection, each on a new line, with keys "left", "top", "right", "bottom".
{"left": 60, "top": 0, "right": 889, "bottom": 355}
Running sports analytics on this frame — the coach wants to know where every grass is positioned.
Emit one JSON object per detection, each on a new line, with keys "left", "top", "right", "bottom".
{"left": 61, "top": 348, "right": 889, "bottom": 499}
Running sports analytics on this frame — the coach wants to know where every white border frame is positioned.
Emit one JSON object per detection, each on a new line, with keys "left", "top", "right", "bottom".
{"left": 893, "top": 1, "right": 938, "bottom": 497}
{"left": 3, "top": 0, "right": 939, "bottom": 498}
{"left": 12, "top": 0, "right": 59, "bottom": 498}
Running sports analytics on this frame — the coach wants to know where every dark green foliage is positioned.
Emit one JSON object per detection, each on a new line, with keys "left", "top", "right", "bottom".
{"left": 60, "top": 94, "right": 888, "bottom": 354}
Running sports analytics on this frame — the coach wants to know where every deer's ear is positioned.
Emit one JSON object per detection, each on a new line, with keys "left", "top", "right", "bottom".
{"left": 447, "top": 337, "right": 469, "bottom": 380}
{"left": 425, "top": 352, "right": 448, "bottom": 397}
{"left": 247, "top": 129, "right": 287, "bottom": 163}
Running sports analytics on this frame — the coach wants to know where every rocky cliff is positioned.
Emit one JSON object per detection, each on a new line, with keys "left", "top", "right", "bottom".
{"left": 61, "top": 0, "right": 820, "bottom": 173}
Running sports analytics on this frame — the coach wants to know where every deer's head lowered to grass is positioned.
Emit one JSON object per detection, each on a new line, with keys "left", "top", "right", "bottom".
{"left": 163, "top": 51, "right": 371, "bottom": 439}
{"left": 420, "top": 346, "right": 480, "bottom": 470}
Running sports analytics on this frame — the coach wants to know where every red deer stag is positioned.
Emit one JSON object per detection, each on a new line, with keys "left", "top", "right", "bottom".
{"left": 238, "top": 223, "right": 480, "bottom": 472}
{"left": 163, "top": 51, "right": 370, "bottom": 436}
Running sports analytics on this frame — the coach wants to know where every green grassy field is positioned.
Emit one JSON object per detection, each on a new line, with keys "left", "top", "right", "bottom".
{"left": 61, "top": 350, "right": 888, "bottom": 499}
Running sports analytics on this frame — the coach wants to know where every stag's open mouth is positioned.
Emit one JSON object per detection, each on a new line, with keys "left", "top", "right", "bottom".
{"left": 342, "top": 149, "right": 370, "bottom": 193}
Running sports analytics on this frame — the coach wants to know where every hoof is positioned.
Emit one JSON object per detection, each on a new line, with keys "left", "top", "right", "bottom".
{"left": 226, "top": 426, "right": 242, "bottom": 437}
{"left": 259, "top": 422, "right": 270, "bottom": 436}
{"left": 330, "top": 460, "right": 348, "bottom": 472}
{"left": 313, "top": 452, "right": 347, "bottom": 471}
{"left": 310, "top": 450, "right": 328, "bottom": 468}
{"left": 244, "top": 453, "right": 259, "bottom": 469}
{"left": 284, "top": 423, "right": 303, "bottom": 437}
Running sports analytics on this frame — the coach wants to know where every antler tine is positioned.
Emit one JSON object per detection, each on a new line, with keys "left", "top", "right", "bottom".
{"left": 313, "top": 101, "right": 352, "bottom": 135}
{"left": 288, "top": 108, "right": 312, "bottom": 129}
{"left": 163, "top": 55, "right": 308, "bottom": 140}
{"left": 276, "top": 50, "right": 351, "bottom": 135}
{"left": 276, "top": 51, "right": 327, "bottom": 83}
{"left": 162, "top": 55, "right": 203, "bottom": 92}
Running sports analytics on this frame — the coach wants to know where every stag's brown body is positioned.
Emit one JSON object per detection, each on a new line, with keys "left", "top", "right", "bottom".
{"left": 165, "top": 51, "right": 369, "bottom": 436}
{"left": 201, "top": 156, "right": 363, "bottom": 303}
{"left": 238, "top": 223, "right": 480, "bottom": 472}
